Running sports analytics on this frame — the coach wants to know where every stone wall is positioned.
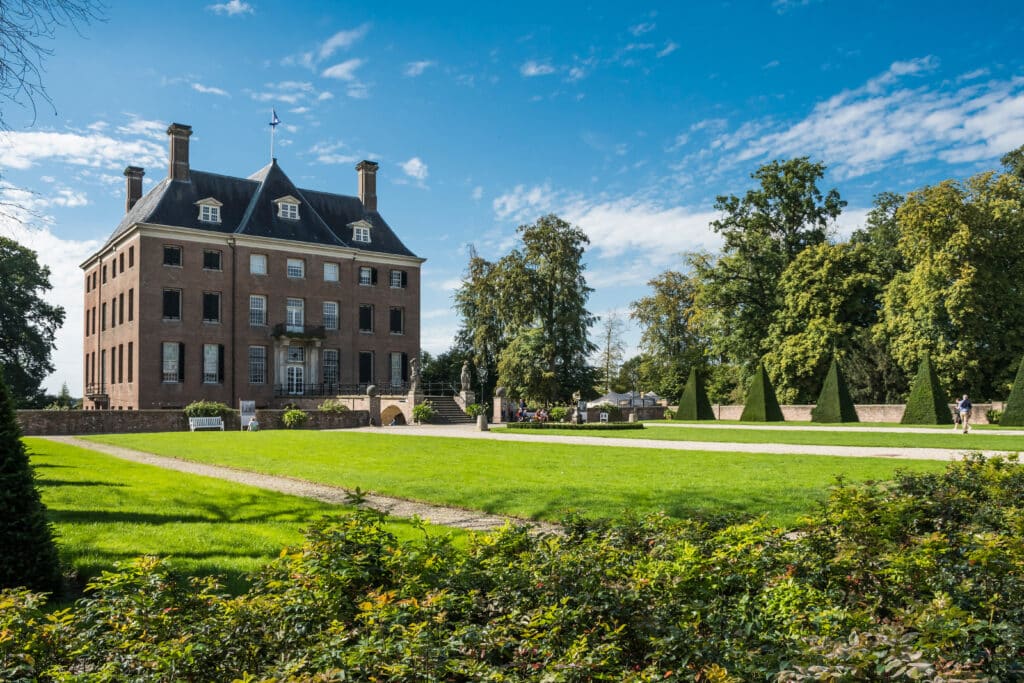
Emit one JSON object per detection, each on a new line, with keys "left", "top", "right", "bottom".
{"left": 704, "top": 403, "right": 999, "bottom": 424}
{"left": 16, "top": 408, "right": 369, "bottom": 436}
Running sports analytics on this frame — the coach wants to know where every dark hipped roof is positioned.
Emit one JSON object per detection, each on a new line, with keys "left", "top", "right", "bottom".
{"left": 106, "top": 160, "right": 418, "bottom": 258}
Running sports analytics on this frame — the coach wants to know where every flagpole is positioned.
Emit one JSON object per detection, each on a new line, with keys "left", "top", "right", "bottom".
{"left": 270, "top": 112, "right": 275, "bottom": 161}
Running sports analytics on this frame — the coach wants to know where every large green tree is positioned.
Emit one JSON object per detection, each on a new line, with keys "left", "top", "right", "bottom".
{"left": 691, "top": 157, "right": 845, "bottom": 381}
{"left": 874, "top": 171, "right": 1024, "bottom": 398}
{"left": 0, "top": 237, "right": 65, "bottom": 407}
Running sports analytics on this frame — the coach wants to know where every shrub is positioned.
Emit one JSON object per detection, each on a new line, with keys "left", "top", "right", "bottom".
{"left": 594, "top": 402, "right": 623, "bottom": 422}
{"left": 281, "top": 408, "right": 309, "bottom": 429}
{"left": 183, "top": 400, "right": 232, "bottom": 419}
{"left": 412, "top": 400, "right": 435, "bottom": 423}
{"left": 987, "top": 408, "right": 1002, "bottom": 424}
{"left": 505, "top": 421, "right": 644, "bottom": 430}
{"left": 1001, "top": 355, "right": 1024, "bottom": 426}
{"left": 901, "top": 352, "right": 953, "bottom": 424}
{"left": 676, "top": 368, "right": 715, "bottom": 420}
{"left": 317, "top": 398, "right": 350, "bottom": 414}
{"left": 0, "top": 371, "right": 62, "bottom": 593}
{"left": 739, "top": 362, "right": 784, "bottom": 422}
{"left": 663, "top": 407, "right": 675, "bottom": 420}
{"left": 548, "top": 406, "right": 569, "bottom": 422}
{"left": 464, "top": 403, "right": 488, "bottom": 418}
{"left": 811, "top": 358, "right": 859, "bottom": 423}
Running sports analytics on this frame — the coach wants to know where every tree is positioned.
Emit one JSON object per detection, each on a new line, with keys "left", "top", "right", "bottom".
{"left": 1002, "top": 144, "right": 1024, "bottom": 181}
{"left": 496, "top": 325, "right": 558, "bottom": 404}
{"left": 419, "top": 347, "right": 472, "bottom": 392}
{"left": 0, "top": 369, "right": 62, "bottom": 592}
{"left": 629, "top": 270, "right": 706, "bottom": 400}
{"left": 0, "top": 237, "right": 65, "bottom": 407}
{"left": 875, "top": 172, "right": 1024, "bottom": 398}
{"left": 453, "top": 247, "right": 508, "bottom": 403}
{"left": 595, "top": 311, "right": 626, "bottom": 394}
{"left": 693, "top": 158, "right": 845, "bottom": 379}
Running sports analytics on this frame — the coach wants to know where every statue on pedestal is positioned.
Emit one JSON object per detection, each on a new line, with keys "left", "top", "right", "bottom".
{"left": 460, "top": 360, "right": 472, "bottom": 392}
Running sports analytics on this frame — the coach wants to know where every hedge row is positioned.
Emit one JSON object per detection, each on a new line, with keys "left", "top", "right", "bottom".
{"left": 504, "top": 421, "right": 645, "bottom": 431}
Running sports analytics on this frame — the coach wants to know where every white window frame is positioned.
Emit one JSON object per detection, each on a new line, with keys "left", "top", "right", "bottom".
{"left": 286, "top": 365, "right": 305, "bottom": 394}
{"left": 390, "top": 269, "right": 405, "bottom": 288}
{"left": 278, "top": 202, "right": 299, "bottom": 220}
{"left": 287, "top": 258, "right": 305, "bottom": 279}
{"left": 249, "top": 295, "right": 267, "bottom": 327}
{"left": 287, "top": 346, "right": 305, "bottom": 363}
{"left": 248, "top": 346, "right": 266, "bottom": 384}
{"left": 203, "top": 344, "right": 220, "bottom": 384}
{"left": 198, "top": 204, "right": 221, "bottom": 223}
{"left": 323, "top": 349, "right": 339, "bottom": 386}
{"left": 286, "top": 297, "right": 304, "bottom": 332}
{"left": 250, "top": 253, "right": 267, "bottom": 275}
{"left": 323, "top": 262, "right": 339, "bottom": 282}
{"left": 359, "top": 266, "right": 374, "bottom": 286}
{"left": 353, "top": 225, "right": 371, "bottom": 243}
{"left": 390, "top": 352, "right": 403, "bottom": 388}
{"left": 323, "top": 301, "right": 339, "bottom": 330}
{"left": 161, "top": 342, "right": 180, "bottom": 383}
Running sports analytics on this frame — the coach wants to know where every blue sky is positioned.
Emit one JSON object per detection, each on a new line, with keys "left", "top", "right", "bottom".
{"left": 1, "top": 0, "right": 1022, "bottom": 395}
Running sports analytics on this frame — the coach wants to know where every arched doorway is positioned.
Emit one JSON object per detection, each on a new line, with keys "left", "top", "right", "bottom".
{"left": 381, "top": 405, "right": 407, "bottom": 425}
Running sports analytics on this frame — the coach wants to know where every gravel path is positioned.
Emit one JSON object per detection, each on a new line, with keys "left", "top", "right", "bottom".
{"left": 41, "top": 435, "right": 561, "bottom": 536}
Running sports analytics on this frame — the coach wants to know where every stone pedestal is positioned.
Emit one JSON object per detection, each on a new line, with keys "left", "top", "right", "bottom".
{"left": 456, "top": 390, "right": 476, "bottom": 411}
{"left": 366, "top": 385, "right": 380, "bottom": 426}
{"left": 492, "top": 395, "right": 506, "bottom": 423}
{"left": 477, "top": 414, "right": 489, "bottom": 431}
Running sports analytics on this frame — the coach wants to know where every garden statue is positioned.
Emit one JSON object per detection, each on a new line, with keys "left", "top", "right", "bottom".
{"left": 461, "top": 360, "right": 472, "bottom": 392}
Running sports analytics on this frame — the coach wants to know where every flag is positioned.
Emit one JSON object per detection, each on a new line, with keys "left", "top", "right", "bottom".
{"left": 270, "top": 109, "right": 280, "bottom": 127}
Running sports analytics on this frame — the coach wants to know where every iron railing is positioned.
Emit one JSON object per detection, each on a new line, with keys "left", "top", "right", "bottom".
{"left": 273, "top": 382, "right": 414, "bottom": 397}
{"left": 271, "top": 323, "right": 327, "bottom": 339}
{"left": 84, "top": 383, "right": 108, "bottom": 397}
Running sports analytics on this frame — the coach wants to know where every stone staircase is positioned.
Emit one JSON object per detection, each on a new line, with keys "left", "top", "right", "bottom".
{"left": 426, "top": 395, "right": 474, "bottom": 424}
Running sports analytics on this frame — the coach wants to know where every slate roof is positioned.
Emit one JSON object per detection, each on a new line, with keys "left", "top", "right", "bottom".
{"left": 106, "top": 160, "right": 418, "bottom": 258}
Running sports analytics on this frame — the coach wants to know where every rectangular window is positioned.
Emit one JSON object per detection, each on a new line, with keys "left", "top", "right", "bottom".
{"left": 287, "top": 258, "right": 305, "bottom": 278}
{"left": 250, "top": 253, "right": 267, "bottom": 275}
{"left": 111, "top": 298, "right": 117, "bottom": 328}
{"left": 199, "top": 205, "right": 221, "bottom": 223}
{"left": 101, "top": 302, "right": 107, "bottom": 330}
{"left": 249, "top": 295, "right": 267, "bottom": 326}
{"left": 390, "top": 352, "right": 408, "bottom": 387}
{"left": 248, "top": 346, "right": 266, "bottom": 384}
{"left": 162, "top": 342, "right": 184, "bottom": 383}
{"left": 389, "top": 307, "right": 404, "bottom": 334}
{"left": 323, "top": 262, "right": 339, "bottom": 281}
{"left": 287, "top": 346, "right": 305, "bottom": 363}
{"left": 390, "top": 269, "right": 408, "bottom": 288}
{"left": 323, "top": 349, "right": 339, "bottom": 386}
{"left": 163, "top": 245, "right": 182, "bottom": 267}
{"left": 91, "top": 351, "right": 96, "bottom": 385}
{"left": 110, "top": 346, "right": 116, "bottom": 385}
{"left": 117, "top": 344, "right": 123, "bottom": 384}
{"left": 203, "top": 343, "right": 224, "bottom": 384}
{"left": 162, "top": 289, "right": 181, "bottom": 320}
{"left": 323, "top": 301, "right": 339, "bottom": 330}
{"left": 102, "top": 264, "right": 107, "bottom": 283}
{"left": 128, "top": 289, "right": 134, "bottom": 322}
{"left": 127, "top": 342, "right": 133, "bottom": 383}
{"left": 85, "top": 273, "right": 90, "bottom": 293}
{"left": 358, "top": 266, "right": 377, "bottom": 286}
{"left": 286, "top": 297, "right": 304, "bottom": 332}
{"left": 118, "top": 292, "right": 124, "bottom": 325}
{"left": 279, "top": 202, "right": 299, "bottom": 220}
{"left": 100, "top": 349, "right": 106, "bottom": 386}
{"left": 128, "top": 246, "right": 134, "bottom": 268}
{"left": 119, "top": 253, "right": 125, "bottom": 273}
{"left": 203, "top": 250, "right": 222, "bottom": 270}
{"left": 353, "top": 225, "right": 371, "bottom": 242}
{"left": 91, "top": 307, "right": 96, "bottom": 335}
{"left": 358, "top": 351, "right": 374, "bottom": 384}
{"left": 202, "top": 292, "right": 221, "bottom": 323}
{"left": 358, "top": 304, "right": 373, "bottom": 332}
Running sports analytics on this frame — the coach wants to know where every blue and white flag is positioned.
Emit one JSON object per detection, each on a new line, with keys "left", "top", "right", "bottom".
{"left": 270, "top": 109, "right": 280, "bottom": 127}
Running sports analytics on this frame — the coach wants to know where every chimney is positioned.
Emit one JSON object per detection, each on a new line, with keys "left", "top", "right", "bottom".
{"left": 167, "top": 123, "right": 193, "bottom": 181}
{"left": 355, "top": 160, "right": 379, "bottom": 212}
{"left": 123, "top": 166, "right": 145, "bottom": 213}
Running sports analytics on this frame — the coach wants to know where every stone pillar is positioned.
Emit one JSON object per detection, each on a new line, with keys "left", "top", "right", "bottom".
{"left": 366, "top": 385, "right": 380, "bottom": 426}
{"left": 456, "top": 390, "right": 476, "bottom": 411}
{"left": 492, "top": 386, "right": 507, "bottom": 423}
{"left": 477, "top": 413, "right": 489, "bottom": 431}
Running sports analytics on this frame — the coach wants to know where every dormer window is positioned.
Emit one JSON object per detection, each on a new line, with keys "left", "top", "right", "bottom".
{"left": 274, "top": 195, "right": 301, "bottom": 220}
{"left": 350, "top": 219, "right": 372, "bottom": 243}
{"left": 196, "top": 197, "right": 223, "bottom": 224}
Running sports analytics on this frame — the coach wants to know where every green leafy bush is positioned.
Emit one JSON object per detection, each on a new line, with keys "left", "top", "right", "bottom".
{"left": 676, "top": 368, "right": 715, "bottom": 420}
{"left": 548, "top": 405, "right": 569, "bottom": 422}
{"left": 317, "top": 398, "right": 350, "bottom": 414}
{"left": 901, "top": 352, "right": 953, "bottom": 424}
{"left": 505, "top": 422, "right": 644, "bottom": 430}
{"left": 183, "top": 400, "right": 232, "bottom": 419}
{"left": 281, "top": 408, "right": 309, "bottom": 429}
{"left": 987, "top": 408, "right": 1002, "bottom": 424}
{"left": 464, "top": 402, "right": 488, "bottom": 418}
{"left": 811, "top": 358, "right": 859, "bottom": 423}
{"left": 1001, "top": 355, "right": 1024, "bottom": 426}
{"left": 739, "top": 362, "right": 784, "bottom": 421}
{"left": 412, "top": 400, "right": 435, "bottom": 423}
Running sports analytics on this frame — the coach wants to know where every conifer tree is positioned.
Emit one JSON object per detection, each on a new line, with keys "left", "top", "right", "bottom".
{"left": 811, "top": 358, "right": 859, "bottom": 423}
{"left": 740, "top": 363, "right": 784, "bottom": 422}
{"left": 0, "top": 370, "right": 62, "bottom": 593}
{"left": 901, "top": 353, "right": 953, "bottom": 425}
{"left": 1000, "top": 356, "right": 1024, "bottom": 426}
{"left": 675, "top": 368, "right": 715, "bottom": 420}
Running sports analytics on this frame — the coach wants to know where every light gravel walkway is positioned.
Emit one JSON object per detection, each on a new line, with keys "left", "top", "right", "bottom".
{"left": 41, "top": 435, "right": 561, "bottom": 536}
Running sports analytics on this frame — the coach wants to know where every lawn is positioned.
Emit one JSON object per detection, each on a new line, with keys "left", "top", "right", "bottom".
{"left": 525, "top": 424, "right": 1024, "bottom": 450}
{"left": 26, "top": 438, "right": 459, "bottom": 593}
{"left": 85, "top": 431, "right": 949, "bottom": 527}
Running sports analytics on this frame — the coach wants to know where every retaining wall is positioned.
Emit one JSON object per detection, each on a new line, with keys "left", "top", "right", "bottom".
{"left": 16, "top": 409, "right": 369, "bottom": 436}
{"left": 704, "top": 403, "right": 1000, "bottom": 424}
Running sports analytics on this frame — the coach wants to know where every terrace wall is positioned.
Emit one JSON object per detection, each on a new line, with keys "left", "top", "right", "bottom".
{"left": 16, "top": 408, "right": 369, "bottom": 436}
{"left": 705, "top": 403, "right": 1001, "bottom": 424}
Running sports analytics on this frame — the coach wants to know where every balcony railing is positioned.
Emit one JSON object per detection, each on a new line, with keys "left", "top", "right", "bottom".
{"left": 84, "top": 383, "right": 108, "bottom": 398}
{"left": 273, "top": 382, "right": 413, "bottom": 397}
{"left": 271, "top": 322, "right": 326, "bottom": 339}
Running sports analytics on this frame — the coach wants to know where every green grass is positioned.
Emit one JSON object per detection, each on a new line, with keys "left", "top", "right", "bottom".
{"left": 27, "top": 438, "right": 460, "bottom": 593}
{"left": 650, "top": 419, "right": 1011, "bottom": 431}
{"left": 532, "top": 424, "right": 1024, "bottom": 450}
{"left": 85, "top": 432, "right": 948, "bottom": 527}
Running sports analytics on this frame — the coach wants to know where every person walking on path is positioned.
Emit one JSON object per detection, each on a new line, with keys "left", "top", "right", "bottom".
{"left": 959, "top": 394, "right": 973, "bottom": 434}
{"left": 952, "top": 396, "right": 962, "bottom": 430}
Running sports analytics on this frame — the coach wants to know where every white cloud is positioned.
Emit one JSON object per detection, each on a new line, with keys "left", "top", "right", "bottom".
{"left": 192, "top": 82, "right": 230, "bottom": 97}
{"left": 657, "top": 41, "right": 679, "bottom": 58}
{"left": 492, "top": 183, "right": 554, "bottom": 221}
{"left": 321, "top": 58, "right": 364, "bottom": 81}
{"left": 763, "top": 60, "right": 780, "bottom": 69}
{"left": 520, "top": 60, "right": 555, "bottom": 77}
{"left": 318, "top": 24, "right": 371, "bottom": 61}
{"left": 0, "top": 130, "right": 165, "bottom": 171}
{"left": 250, "top": 80, "right": 328, "bottom": 105}
{"left": 207, "top": 0, "right": 252, "bottom": 16}
{"left": 400, "top": 157, "right": 429, "bottom": 181}
{"left": 472, "top": 186, "right": 483, "bottom": 201}
{"left": 404, "top": 60, "right": 436, "bottom": 77}
{"left": 309, "top": 141, "right": 358, "bottom": 165}
{"left": 630, "top": 22, "right": 656, "bottom": 36}
{"left": 115, "top": 118, "right": 166, "bottom": 138}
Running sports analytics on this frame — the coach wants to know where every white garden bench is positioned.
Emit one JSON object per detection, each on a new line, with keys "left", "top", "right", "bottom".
{"left": 188, "top": 416, "right": 224, "bottom": 431}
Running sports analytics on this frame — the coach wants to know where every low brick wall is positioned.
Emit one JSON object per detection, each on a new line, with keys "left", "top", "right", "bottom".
{"left": 16, "top": 409, "right": 369, "bottom": 436}
{"left": 702, "top": 403, "right": 998, "bottom": 424}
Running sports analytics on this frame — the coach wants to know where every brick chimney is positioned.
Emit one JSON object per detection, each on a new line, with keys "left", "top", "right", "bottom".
{"left": 355, "top": 160, "right": 378, "bottom": 212}
{"left": 167, "top": 123, "right": 193, "bottom": 181}
{"left": 123, "top": 166, "right": 145, "bottom": 213}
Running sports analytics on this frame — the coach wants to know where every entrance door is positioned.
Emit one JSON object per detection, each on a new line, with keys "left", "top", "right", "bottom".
{"left": 286, "top": 365, "right": 304, "bottom": 395}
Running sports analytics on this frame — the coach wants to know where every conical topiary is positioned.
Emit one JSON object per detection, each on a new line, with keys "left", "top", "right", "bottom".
{"left": 811, "top": 358, "right": 859, "bottom": 423}
{"left": 675, "top": 368, "right": 715, "bottom": 420}
{"left": 0, "top": 370, "right": 62, "bottom": 593}
{"left": 1001, "top": 356, "right": 1024, "bottom": 426}
{"left": 740, "top": 363, "right": 784, "bottom": 422}
{"left": 901, "top": 353, "right": 953, "bottom": 425}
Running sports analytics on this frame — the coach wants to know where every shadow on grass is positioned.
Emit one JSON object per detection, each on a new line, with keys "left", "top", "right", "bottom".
{"left": 37, "top": 478, "right": 126, "bottom": 488}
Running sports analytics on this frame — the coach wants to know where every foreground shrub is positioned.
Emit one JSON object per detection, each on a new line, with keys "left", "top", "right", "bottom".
{"left": 281, "top": 408, "right": 309, "bottom": 429}
{"left": 183, "top": 400, "right": 232, "bottom": 419}
{"left": 317, "top": 398, "right": 350, "bottom": 414}
{"left": 5, "top": 456, "right": 1024, "bottom": 680}
{"left": 901, "top": 352, "right": 953, "bottom": 424}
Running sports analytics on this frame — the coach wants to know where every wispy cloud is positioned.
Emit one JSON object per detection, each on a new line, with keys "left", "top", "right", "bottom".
{"left": 629, "top": 22, "right": 656, "bottom": 36}
{"left": 309, "top": 141, "right": 358, "bottom": 165}
{"left": 400, "top": 157, "right": 429, "bottom": 183}
{"left": 772, "top": 0, "right": 823, "bottom": 13}
{"left": 207, "top": 0, "right": 252, "bottom": 16}
{"left": 321, "top": 58, "right": 364, "bottom": 81}
{"left": 192, "top": 82, "right": 229, "bottom": 97}
{"left": 249, "top": 80, "right": 330, "bottom": 105}
{"left": 318, "top": 24, "right": 371, "bottom": 61}
{"left": 656, "top": 41, "right": 678, "bottom": 58}
{"left": 0, "top": 129, "right": 165, "bottom": 170}
{"left": 404, "top": 60, "right": 436, "bottom": 77}
{"left": 520, "top": 60, "right": 556, "bottom": 77}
